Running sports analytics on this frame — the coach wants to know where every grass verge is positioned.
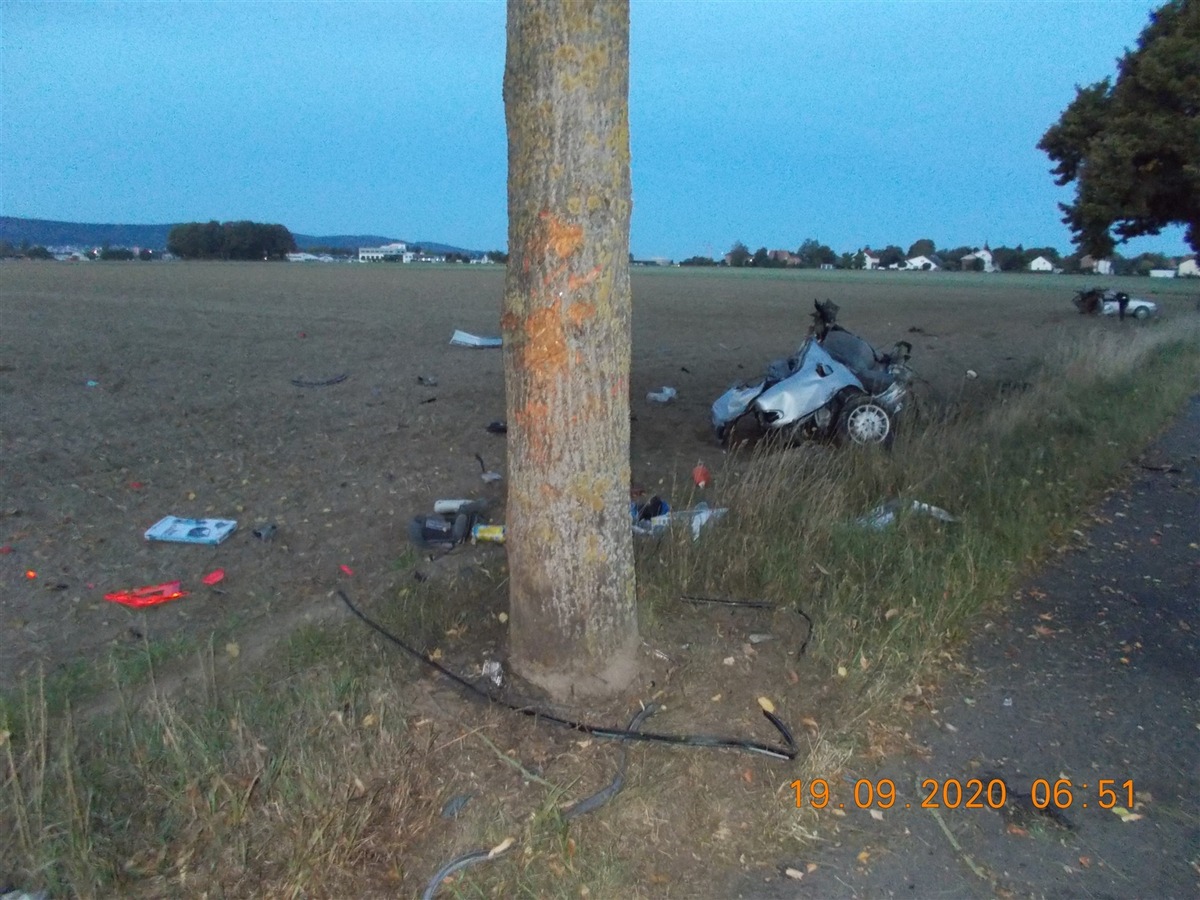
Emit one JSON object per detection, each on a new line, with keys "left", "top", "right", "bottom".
{"left": 2, "top": 321, "right": 1198, "bottom": 897}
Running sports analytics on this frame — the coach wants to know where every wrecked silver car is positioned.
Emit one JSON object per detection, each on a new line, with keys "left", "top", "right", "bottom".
{"left": 712, "top": 301, "right": 913, "bottom": 446}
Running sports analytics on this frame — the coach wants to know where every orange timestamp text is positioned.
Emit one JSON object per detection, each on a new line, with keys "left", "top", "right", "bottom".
{"left": 790, "top": 777, "right": 1135, "bottom": 812}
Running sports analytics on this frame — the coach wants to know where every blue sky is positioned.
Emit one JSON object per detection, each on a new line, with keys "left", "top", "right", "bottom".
{"left": 1, "top": 0, "right": 1188, "bottom": 259}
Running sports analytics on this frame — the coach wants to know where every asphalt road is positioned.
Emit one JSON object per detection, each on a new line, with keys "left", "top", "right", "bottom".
{"left": 735, "top": 394, "right": 1200, "bottom": 899}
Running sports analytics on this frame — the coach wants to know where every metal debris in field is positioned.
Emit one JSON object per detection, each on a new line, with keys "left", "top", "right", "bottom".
{"left": 856, "top": 499, "right": 957, "bottom": 530}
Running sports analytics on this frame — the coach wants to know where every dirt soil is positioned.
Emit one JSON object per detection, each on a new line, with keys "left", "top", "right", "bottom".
{"left": 731, "top": 395, "right": 1200, "bottom": 899}
{"left": 1, "top": 262, "right": 1195, "bottom": 897}
{"left": 1, "top": 261, "right": 1113, "bottom": 687}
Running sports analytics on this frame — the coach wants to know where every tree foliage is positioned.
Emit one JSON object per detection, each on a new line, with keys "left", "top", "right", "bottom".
{"left": 906, "top": 238, "right": 936, "bottom": 258}
{"left": 1038, "top": 0, "right": 1200, "bottom": 254}
{"left": 795, "top": 238, "right": 836, "bottom": 268}
{"left": 167, "top": 220, "right": 296, "bottom": 260}
{"left": 726, "top": 241, "right": 751, "bottom": 267}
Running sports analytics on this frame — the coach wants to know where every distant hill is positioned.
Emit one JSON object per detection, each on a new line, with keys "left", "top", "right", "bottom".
{"left": 0, "top": 217, "right": 480, "bottom": 256}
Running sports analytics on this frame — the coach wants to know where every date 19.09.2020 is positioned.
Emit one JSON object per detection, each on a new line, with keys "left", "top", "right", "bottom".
{"left": 790, "top": 777, "right": 1135, "bottom": 811}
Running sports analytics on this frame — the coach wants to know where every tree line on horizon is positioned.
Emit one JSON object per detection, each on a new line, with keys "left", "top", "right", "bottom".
{"left": 167, "top": 221, "right": 296, "bottom": 260}
{"left": 678, "top": 238, "right": 1185, "bottom": 276}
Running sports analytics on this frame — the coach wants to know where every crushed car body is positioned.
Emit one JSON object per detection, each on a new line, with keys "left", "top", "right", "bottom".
{"left": 712, "top": 300, "right": 913, "bottom": 446}
{"left": 1072, "top": 287, "right": 1158, "bottom": 319}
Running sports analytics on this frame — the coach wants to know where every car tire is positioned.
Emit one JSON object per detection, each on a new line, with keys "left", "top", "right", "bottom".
{"left": 1133, "top": 306, "right": 1151, "bottom": 320}
{"left": 838, "top": 394, "right": 893, "bottom": 446}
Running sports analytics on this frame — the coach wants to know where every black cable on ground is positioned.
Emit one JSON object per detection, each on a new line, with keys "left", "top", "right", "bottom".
{"left": 679, "top": 594, "right": 814, "bottom": 656}
{"left": 337, "top": 589, "right": 797, "bottom": 760}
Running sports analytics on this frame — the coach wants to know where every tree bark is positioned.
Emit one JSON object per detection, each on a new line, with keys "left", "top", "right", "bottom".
{"left": 502, "top": 0, "right": 638, "bottom": 701}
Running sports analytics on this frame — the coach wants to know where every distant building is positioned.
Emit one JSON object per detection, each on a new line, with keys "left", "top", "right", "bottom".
{"left": 768, "top": 249, "right": 800, "bottom": 266}
{"left": 1027, "top": 255, "right": 1055, "bottom": 273}
{"left": 1177, "top": 257, "right": 1198, "bottom": 277}
{"left": 860, "top": 248, "right": 881, "bottom": 270}
{"left": 358, "top": 241, "right": 411, "bottom": 262}
{"left": 905, "top": 254, "right": 941, "bottom": 271}
{"left": 1149, "top": 269, "right": 1176, "bottom": 279}
{"left": 1079, "top": 255, "right": 1113, "bottom": 276}
{"left": 961, "top": 247, "right": 995, "bottom": 273}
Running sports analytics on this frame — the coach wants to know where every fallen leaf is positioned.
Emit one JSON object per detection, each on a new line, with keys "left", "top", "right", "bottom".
{"left": 498, "top": 612, "right": 509, "bottom": 623}
{"left": 784, "top": 867, "right": 805, "bottom": 881}
{"left": 757, "top": 696, "right": 776, "bottom": 713}
{"left": 806, "top": 863, "right": 818, "bottom": 873}
{"left": 742, "top": 769, "right": 754, "bottom": 784}
{"left": 1006, "top": 823, "right": 1029, "bottom": 837}
{"left": 837, "top": 665, "right": 848, "bottom": 678}
{"left": 225, "top": 642, "right": 240, "bottom": 658}
{"left": 800, "top": 717, "right": 819, "bottom": 732}
{"left": 869, "top": 809, "right": 884, "bottom": 821}
{"left": 1078, "top": 856, "right": 1092, "bottom": 868}
{"left": 856, "top": 849, "right": 871, "bottom": 864}
{"left": 723, "top": 656, "right": 736, "bottom": 666}
{"left": 884, "top": 608, "right": 900, "bottom": 620}
{"left": 1033, "top": 625, "right": 1056, "bottom": 637}
{"left": 859, "top": 655, "right": 870, "bottom": 671}
{"left": 361, "top": 713, "right": 378, "bottom": 728}
{"left": 1111, "top": 806, "right": 1143, "bottom": 823}
{"left": 787, "top": 669, "right": 800, "bottom": 684}
{"left": 488, "top": 836, "right": 515, "bottom": 858}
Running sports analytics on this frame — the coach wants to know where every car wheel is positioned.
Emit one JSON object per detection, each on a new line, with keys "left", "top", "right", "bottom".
{"left": 1133, "top": 306, "right": 1151, "bottom": 320}
{"left": 838, "top": 395, "right": 892, "bottom": 446}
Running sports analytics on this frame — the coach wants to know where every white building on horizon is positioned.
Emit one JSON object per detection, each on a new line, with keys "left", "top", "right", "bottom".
{"left": 358, "top": 241, "right": 412, "bottom": 262}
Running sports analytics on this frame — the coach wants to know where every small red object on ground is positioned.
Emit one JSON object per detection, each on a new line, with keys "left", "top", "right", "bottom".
{"left": 692, "top": 463, "right": 711, "bottom": 488}
{"left": 0, "top": 545, "right": 13, "bottom": 554}
{"left": 201, "top": 569, "right": 225, "bottom": 586}
{"left": 339, "top": 564, "right": 354, "bottom": 576}
{"left": 25, "top": 569, "right": 37, "bottom": 579}
{"left": 128, "top": 481, "right": 144, "bottom": 490}
{"left": 104, "top": 581, "right": 189, "bottom": 608}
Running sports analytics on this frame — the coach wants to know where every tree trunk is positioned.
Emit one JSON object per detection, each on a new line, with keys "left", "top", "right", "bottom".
{"left": 502, "top": 0, "right": 638, "bottom": 701}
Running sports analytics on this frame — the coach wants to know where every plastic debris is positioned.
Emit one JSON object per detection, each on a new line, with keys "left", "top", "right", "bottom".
{"left": 433, "top": 499, "right": 478, "bottom": 514}
{"left": 104, "top": 581, "right": 189, "bottom": 608}
{"left": 646, "top": 386, "right": 677, "bottom": 402}
{"left": 486, "top": 420, "right": 508, "bottom": 434}
{"left": 339, "top": 564, "right": 354, "bottom": 576}
{"left": 471, "top": 524, "right": 506, "bottom": 544}
{"left": 631, "top": 498, "right": 727, "bottom": 540}
{"left": 417, "top": 374, "right": 438, "bottom": 386}
{"left": 85, "top": 379, "right": 99, "bottom": 388}
{"left": 291, "top": 372, "right": 348, "bottom": 388}
{"left": 482, "top": 659, "right": 504, "bottom": 686}
{"left": 410, "top": 511, "right": 473, "bottom": 549}
{"left": 201, "top": 569, "right": 225, "bottom": 586}
{"left": 692, "top": 463, "right": 711, "bottom": 488}
{"left": 252, "top": 523, "right": 277, "bottom": 541}
{"left": 145, "top": 516, "right": 238, "bottom": 545}
{"left": 450, "top": 330, "right": 502, "bottom": 348}
{"left": 855, "top": 500, "right": 957, "bottom": 530}
{"left": 440, "top": 793, "right": 475, "bottom": 819}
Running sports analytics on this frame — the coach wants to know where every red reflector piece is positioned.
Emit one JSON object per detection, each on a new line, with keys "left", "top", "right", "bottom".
{"left": 201, "top": 569, "right": 225, "bottom": 586}
{"left": 104, "top": 581, "right": 189, "bottom": 608}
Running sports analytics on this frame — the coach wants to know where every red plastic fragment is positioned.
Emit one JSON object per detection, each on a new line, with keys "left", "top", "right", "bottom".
{"left": 0, "top": 545, "right": 13, "bottom": 554}
{"left": 104, "top": 581, "right": 189, "bottom": 608}
{"left": 201, "top": 569, "right": 225, "bottom": 586}
{"left": 339, "top": 564, "right": 354, "bottom": 576}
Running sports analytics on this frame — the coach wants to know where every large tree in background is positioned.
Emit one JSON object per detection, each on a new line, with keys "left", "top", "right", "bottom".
{"left": 502, "top": 0, "right": 639, "bottom": 701}
{"left": 1038, "top": 0, "right": 1200, "bottom": 255}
